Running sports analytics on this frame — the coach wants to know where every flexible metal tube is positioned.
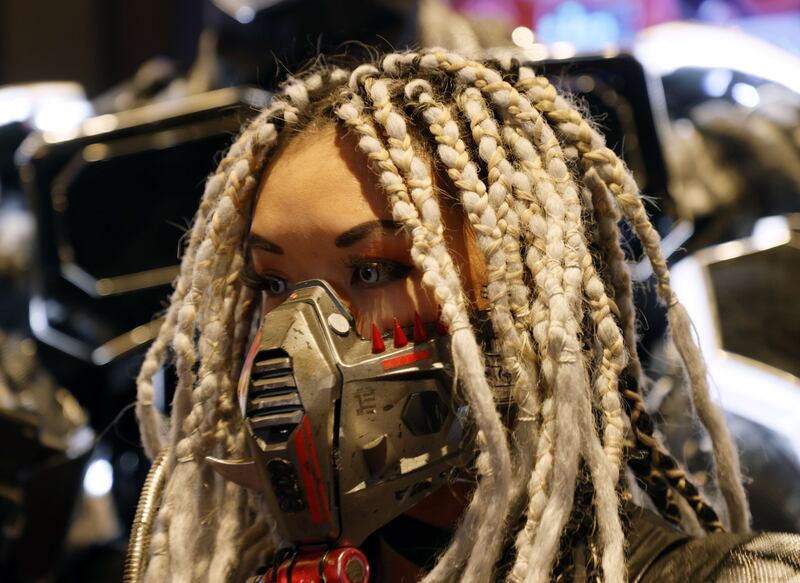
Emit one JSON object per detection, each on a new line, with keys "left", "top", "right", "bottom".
{"left": 123, "top": 450, "right": 168, "bottom": 583}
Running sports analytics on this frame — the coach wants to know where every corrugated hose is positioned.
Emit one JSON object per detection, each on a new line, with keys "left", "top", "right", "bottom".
{"left": 123, "top": 450, "right": 168, "bottom": 583}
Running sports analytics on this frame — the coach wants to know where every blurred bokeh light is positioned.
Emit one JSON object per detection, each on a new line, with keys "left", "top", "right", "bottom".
{"left": 451, "top": 0, "right": 800, "bottom": 55}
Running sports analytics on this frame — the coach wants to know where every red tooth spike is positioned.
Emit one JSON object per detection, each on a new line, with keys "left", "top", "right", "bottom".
{"left": 371, "top": 323, "right": 386, "bottom": 354}
{"left": 413, "top": 311, "right": 428, "bottom": 342}
{"left": 392, "top": 318, "right": 409, "bottom": 348}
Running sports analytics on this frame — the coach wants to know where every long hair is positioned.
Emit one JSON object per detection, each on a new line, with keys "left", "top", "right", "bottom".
{"left": 135, "top": 49, "right": 750, "bottom": 582}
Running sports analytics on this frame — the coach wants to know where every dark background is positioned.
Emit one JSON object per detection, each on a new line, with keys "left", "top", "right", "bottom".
{"left": 0, "top": 0, "right": 201, "bottom": 96}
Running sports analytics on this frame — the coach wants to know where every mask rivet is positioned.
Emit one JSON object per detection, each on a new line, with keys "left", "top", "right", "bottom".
{"left": 327, "top": 313, "right": 351, "bottom": 336}
{"left": 345, "top": 555, "right": 367, "bottom": 583}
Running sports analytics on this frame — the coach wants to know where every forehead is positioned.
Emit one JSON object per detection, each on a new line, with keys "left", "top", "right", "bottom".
{"left": 250, "top": 124, "right": 390, "bottom": 238}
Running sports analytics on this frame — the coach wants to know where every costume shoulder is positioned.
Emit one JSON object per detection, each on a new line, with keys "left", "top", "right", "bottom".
{"left": 627, "top": 506, "right": 800, "bottom": 582}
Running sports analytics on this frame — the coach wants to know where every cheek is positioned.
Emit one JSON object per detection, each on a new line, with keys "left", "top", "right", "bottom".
{"left": 349, "top": 275, "right": 439, "bottom": 337}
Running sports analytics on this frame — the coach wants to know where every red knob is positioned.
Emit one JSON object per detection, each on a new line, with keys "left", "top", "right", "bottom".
{"left": 322, "top": 547, "right": 370, "bottom": 583}
{"left": 260, "top": 547, "right": 370, "bottom": 583}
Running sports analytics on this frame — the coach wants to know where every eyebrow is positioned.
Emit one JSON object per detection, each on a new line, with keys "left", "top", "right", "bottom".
{"left": 247, "top": 234, "right": 284, "bottom": 255}
{"left": 246, "top": 219, "right": 401, "bottom": 256}
{"left": 334, "top": 219, "right": 401, "bottom": 248}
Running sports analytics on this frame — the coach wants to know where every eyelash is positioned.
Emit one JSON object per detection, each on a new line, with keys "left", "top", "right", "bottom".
{"left": 345, "top": 257, "right": 413, "bottom": 288}
{"left": 240, "top": 257, "right": 413, "bottom": 296}
{"left": 239, "top": 261, "right": 281, "bottom": 293}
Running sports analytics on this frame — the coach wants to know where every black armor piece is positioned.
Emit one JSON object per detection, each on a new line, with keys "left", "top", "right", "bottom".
{"left": 628, "top": 506, "right": 800, "bottom": 582}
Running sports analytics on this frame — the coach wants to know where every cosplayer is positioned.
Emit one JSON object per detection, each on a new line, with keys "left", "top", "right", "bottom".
{"left": 127, "top": 49, "right": 800, "bottom": 582}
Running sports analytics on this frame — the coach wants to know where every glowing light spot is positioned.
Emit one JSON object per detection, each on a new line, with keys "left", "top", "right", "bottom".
{"left": 703, "top": 68, "right": 733, "bottom": 97}
{"left": 511, "top": 26, "right": 535, "bottom": 48}
{"left": 537, "top": 1, "right": 621, "bottom": 51}
{"left": 525, "top": 44, "right": 549, "bottom": 61}
{"left": 731, "top": 82, "right": 760, "bottom": 107}
{"left": 33, "top": 99, "right": 92, "bottom": 133}
{"left": 0, "top": 94, "right": 31, "bottom": 126}
{"left": 84, "top": 458, "right": 114, "bottom": 497}
{"left": 235, "top": 5, "right": 255, "bottom": 23}
{"left": 550, "top": 41, "right": 577, "bottom": 60}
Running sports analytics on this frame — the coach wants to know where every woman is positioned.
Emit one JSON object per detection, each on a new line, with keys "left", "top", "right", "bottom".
{"left": 129, "top": 49, "right": 798, "bottom": 582}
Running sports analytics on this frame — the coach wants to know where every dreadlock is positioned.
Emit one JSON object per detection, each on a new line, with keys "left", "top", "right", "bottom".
{"left": 135, "top": 49, "right": 749, "bottom": 583}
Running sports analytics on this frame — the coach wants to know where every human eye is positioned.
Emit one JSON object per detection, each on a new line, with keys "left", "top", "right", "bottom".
{"left": 240, "top": 261, "right": 290, "bottom": 297}
{"left": 347, "top": 258, "right": 413, "bottom": 289}
{"left": 261, "top": 276, "right": 289, "bottom": 296}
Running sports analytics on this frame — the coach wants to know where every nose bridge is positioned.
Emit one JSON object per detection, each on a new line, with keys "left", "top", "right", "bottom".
{"left": 281, "top": 269, "right": 355, "bottom": 320}
{"left": 316, "top": 276, "right": 354, "bottom": 315}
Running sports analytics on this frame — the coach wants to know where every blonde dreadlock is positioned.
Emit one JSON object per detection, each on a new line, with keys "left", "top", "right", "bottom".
{"left": 135, "top": 49, "right": 750, "bottom": 583}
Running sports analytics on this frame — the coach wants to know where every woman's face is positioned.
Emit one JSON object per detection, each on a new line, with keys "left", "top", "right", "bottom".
{"left": 246, "top": 123, "right": 482, "bottom": 335}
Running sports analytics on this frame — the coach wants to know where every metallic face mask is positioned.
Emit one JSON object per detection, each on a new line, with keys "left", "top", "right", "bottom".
{"left": 209, "top": 280, "right": 474, "bottom": 554}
